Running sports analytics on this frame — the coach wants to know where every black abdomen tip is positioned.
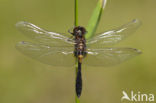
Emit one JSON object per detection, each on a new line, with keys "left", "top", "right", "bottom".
{"left": 76, "top": 81, "right": 82, "bottom": 98}
{"left": 76, "top": 62, "right": 82, "bottom": 98}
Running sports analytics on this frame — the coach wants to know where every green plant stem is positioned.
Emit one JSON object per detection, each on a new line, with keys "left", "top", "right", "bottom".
{"left": 75, "top": 94, "right": 80, "bottom": 103}
{"left": 75, "top": 0, "right": 78, "bottom": 26}
{"left": 75, "top": 0, "right": 79, "bottom": 103}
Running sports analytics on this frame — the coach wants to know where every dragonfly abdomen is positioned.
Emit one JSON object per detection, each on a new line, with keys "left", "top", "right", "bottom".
{"left": 76, "top": 61, "right": 82, "bottom": 98}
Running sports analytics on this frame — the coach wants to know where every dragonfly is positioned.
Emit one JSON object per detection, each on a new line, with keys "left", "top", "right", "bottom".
{"left": 16, "top": 19, "right": 141, "bottom": 98}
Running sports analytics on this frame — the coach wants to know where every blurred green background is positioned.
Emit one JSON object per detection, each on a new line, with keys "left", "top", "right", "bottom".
{"left": 0, "top": 0, "right": 156, "bottom": 103}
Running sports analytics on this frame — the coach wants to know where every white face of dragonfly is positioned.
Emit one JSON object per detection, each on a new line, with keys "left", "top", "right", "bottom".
{"left": 16, "top": 19, "right": 141, "bottom": 67}
{"left": 77, "top": 30, "right": 82, "bottom": 37}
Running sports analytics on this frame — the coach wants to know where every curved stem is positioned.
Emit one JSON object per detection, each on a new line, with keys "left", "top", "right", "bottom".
{"left": 85, "top": 0, "right": 107, "bottom": 39}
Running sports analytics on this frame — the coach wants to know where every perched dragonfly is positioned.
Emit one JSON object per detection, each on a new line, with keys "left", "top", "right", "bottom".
{"left": 16, "top": 19, "right": 141, "bottom": 97}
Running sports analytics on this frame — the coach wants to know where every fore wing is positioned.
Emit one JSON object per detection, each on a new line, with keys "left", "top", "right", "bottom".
{"left": 83, "top": 47, "right": 141, "bottom": 66}
{"left": 87, "top": 19, "right": 141, "bottom": 47}
{"left": 16, "top": 41, "right": 75, "bottom": 67}
{"left": 16, "top": 21, "right": 75, "bottom": 46}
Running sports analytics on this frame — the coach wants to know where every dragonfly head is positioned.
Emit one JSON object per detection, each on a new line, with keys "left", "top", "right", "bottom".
{"left": 73, "top": 26, "right": 87, "bottom": 37}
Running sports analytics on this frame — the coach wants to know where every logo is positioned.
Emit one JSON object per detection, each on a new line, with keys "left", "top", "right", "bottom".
{"left": 121, "top": 91, "right": 155, "bottom": 102}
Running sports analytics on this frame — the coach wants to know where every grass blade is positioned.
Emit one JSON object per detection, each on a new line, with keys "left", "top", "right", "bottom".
{"left": 85, "top": 0, "right": 107, "bottom": 39}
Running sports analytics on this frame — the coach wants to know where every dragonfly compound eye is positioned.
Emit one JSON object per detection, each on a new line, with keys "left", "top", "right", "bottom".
{"left": 73, "top": 26, "right": 87, "bottom": 37}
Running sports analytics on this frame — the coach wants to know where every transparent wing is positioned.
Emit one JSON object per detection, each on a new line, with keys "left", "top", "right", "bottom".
{"left": 16, "top": 41, "right": 75, "bottom": 67}
{"left": 87, "top": 19, "right": 141, "bottom": 47}
{"left": 16, "top": 21, "right": 75, "bottom": 46}
{"left": 83, "top": 47, "right": 141, "bottom": 66}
